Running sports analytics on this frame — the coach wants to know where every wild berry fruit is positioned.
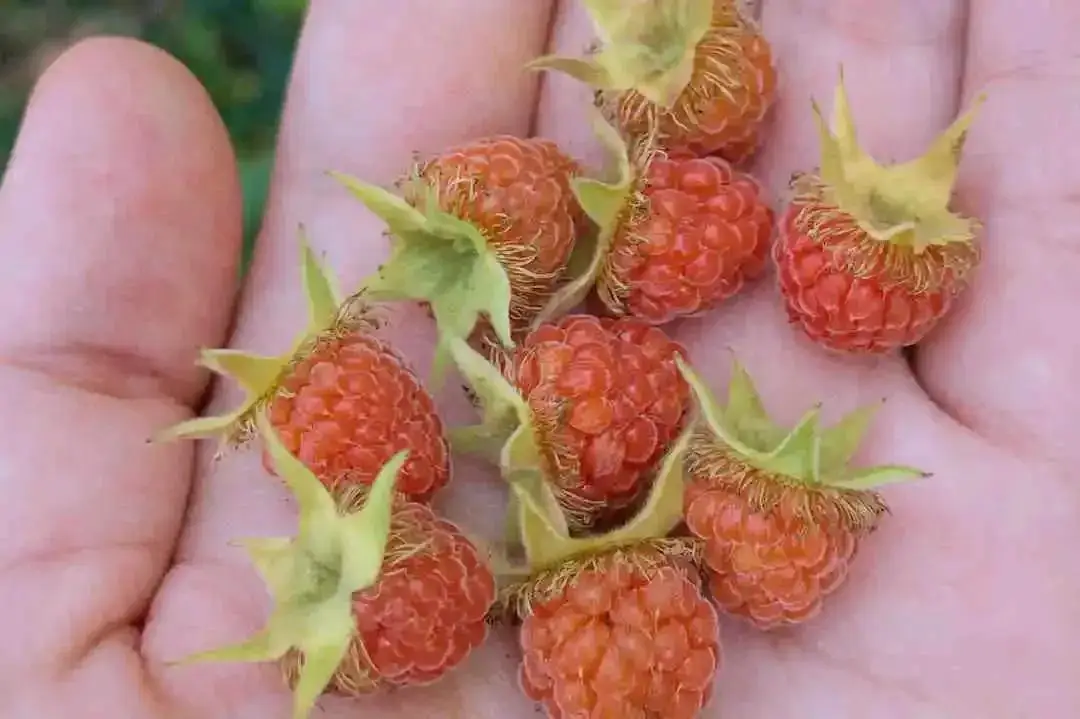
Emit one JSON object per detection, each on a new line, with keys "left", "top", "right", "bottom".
{"left": 774, "top": 72, "right": 987, "bottom": 353}
{"left": 154, "top": 237, "right": 450, "bottom": 502}
{"left": 530, "top": 0, "right": 777, "bottom": 164}
{"left": 265, "top": 332, "right": 448, "bottom": 502}
{"left": 519, "top": 553, "right": 718, "bottom": 718}
{"left": 530, "top": 111, "right": 772, "bottom": 328}
{"left": 330, "top": 135, "right": 585, "bottom": 372}
{"left": 598, "top": 150, "right": 773, "bottom": 324}
{"left": 676, "top": 358, "right": 928, "bottom": 629}
{"left": 282, "top": 483, "right": 496, "bottom": 692}
{"left": 498, "top": 430, "right": 721, "bottom": 718}
{"left": 175, "top": 415, "right": 495, "bottom": 719}
{"left": 449, "top": 315, "right": 690, "bottom": 531}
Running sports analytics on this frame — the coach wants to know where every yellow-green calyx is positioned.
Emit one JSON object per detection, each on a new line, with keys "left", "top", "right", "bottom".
{"left": 153, "top": 232, "right": 365, "bottom": 451}
{"left": 442, "top": 335, "right": 537, "bottom": 477}
{"left": 809, "top": 69, "right": 986, "bottom": 252}
{"left": 446, "top": 335, "right": 691, "bottom": 554}
{"left": 330, "top": 170, "right": 514, "bottom": 386}
{"left": 494, "top": 423, "right": 695, "bottom": 618}
{"left": 677, "top": 357, "right": 929, "bottom": 531}
{"left": 515, "top": 425, "right": 692, "bottom": 570}
{"left": 170, "top": 412, "right": 404, "bottom": 719}
{"left": 530, "top": 107, "right": 639, "bottom": 328}
{"left": 528, "top": 0, "right": 714, "bottom": 109}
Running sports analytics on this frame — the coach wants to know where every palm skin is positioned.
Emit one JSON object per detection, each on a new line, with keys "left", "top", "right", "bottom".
{"left": 2, "top": 1, "right": 1079, "bottom": 717}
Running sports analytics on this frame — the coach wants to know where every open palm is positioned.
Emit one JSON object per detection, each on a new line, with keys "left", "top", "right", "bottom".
{"left": 2, "top": 1, "right": 1078, "bottom": 717}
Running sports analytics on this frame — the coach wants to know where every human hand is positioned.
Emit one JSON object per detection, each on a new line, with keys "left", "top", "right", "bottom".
{"left": 2, "top": 1, "right": 1078, "bottom": 717}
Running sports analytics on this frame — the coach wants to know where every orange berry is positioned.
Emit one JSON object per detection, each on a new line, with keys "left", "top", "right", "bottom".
{"left": 772, "top": 74, "right": 983, "bottom": 354}
{"left": 264, "top": 332, "right": 449, "bottom": 502}
{"left": 685, "top": 482, "right": 859, "bottom": 629}
{"left": 291, "top": 496, "right": 496, "bottom": 692}
{"left": 676, "top": 357, "right": 921, "bottom": 630}
{"left": 599, "top": 153, "right": 774, "bottom": 325}
{"left": 518, "top": 554, "right": 720, "bottom": 718}
{"left": 509, "top": 315, "right": 690, "bottom": 525}
{"left": 609, "top": 1, "right": 777, "bottom": 164}
{"left": 409, "top": 136, "right": 586, "bottom": 334}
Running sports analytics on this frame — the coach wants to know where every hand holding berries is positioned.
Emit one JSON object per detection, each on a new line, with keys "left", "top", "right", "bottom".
{"left": 148, "top": 12, "right": 982, "bottom": 719}
{"left": 19, "top": 1, "right": 1080, "bottom": 719}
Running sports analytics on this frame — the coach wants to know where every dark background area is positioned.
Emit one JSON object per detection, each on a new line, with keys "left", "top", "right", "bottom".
{"left": 0, "top": 0, "right": 307, "bottom": 269}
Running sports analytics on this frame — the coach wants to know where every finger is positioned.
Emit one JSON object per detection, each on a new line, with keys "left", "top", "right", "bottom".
{"left": 145, "top": 2, "right": 555, "bottom": 716}
{"left": 914, "top": 0, "right": 1080, "bottom": 465}
{"left": 0, "top": 35, "right": 241, "bottom": 679}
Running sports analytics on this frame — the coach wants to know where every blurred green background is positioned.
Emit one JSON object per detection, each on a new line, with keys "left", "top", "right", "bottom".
{"left": 0, "top": 0, "right": 307, "bottom": 270}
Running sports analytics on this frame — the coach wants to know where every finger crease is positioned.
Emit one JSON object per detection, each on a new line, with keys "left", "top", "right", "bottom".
{"left": 0, "top": 343, "right": 196, "bottom": 405}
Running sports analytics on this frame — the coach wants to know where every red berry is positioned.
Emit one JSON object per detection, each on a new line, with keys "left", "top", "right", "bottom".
{"left": 599, "top": 154, "right": 773, "bottom": 324}
{"left": 773, "top": 200, "right": 975, "bottom": 353}
{"left": 266, "top": 332, "right": 449, "bottom": 502}
{"left": 772, "top": 76, "right": 984, "bottom": 354}
{"left": 353, "top": 501, "right": 496, "bottom": 686}
{"left": 676, "top": 358, "right": 920, "bottom": 630}
{"left": 508, "top": 315, "right": 690, "bottom": 525}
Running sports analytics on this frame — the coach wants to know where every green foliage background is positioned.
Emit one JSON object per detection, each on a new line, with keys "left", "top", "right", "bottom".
{"left": 0, "top": 0, "right": 306, "bottom": 270}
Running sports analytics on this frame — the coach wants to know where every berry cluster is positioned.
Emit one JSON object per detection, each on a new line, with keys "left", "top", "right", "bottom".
{"left": 155, "top": 1, "right": 986, "bottom": 717}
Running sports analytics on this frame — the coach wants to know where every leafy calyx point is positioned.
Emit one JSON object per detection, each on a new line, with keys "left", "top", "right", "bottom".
{"left": 527, "top": 0, "right": 714, "bottom": 110}
{"left": 151, "top": 230, "right": 368, "bottom": 451}
{"left": 530, "top": 107, "right": 645, "bottom": 327}
{"left": 811, "top": 67, "right": 986, "bottom": 252}
{"left": 677, "top": 356, "right": 928, "bottom": 496}
{"left": 513, "top": 421, "right": 693, "bottom": 573}
{"left": 330, "top": 170, "right": 515, "bottom": 386}
{"left": 443, "top": 335, "right": 535, "bottom": 473}
{"left": 169, "top": 411, "right": 403, "bottom": 719}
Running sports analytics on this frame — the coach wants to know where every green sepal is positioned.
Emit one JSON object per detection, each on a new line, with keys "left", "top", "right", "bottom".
{"left": 445, "top": 335, "right": 547, "bottom": 531}
{"left": 299, "top": 226, "right": 345, "bottom": 329}
{"left": 526, "top": 56, "right": 616, "bottom": 90}
{"left": 829, "top": 464, "right": 931, "bottom": 490}
{"left": 330, "top": 170, "right": 514, "bottom": 387}
{"left": 513, "top": 424, "right": 692, "bottom": 572}
{"left": 527, "top": 0, "right": 713, "bottom": 109}
{"left": 444, "top": 335, "right": 532, "bottom": 462}
{"left": 758, "top": 406, "right": 823, "bottom": 480}
{"left": 817, "top": 401, "right": 880, "bottom": 474}
{"left": 531, "top": 108, "right": 635, "bottom": 327}
{"left": 152, "top": 233, "right": 347, "bottom": 446}
{"left": 501, "top": 422, "right": 544, "bottom": 482}
{"left": 171, "top": 412, "right": 404, "bottom": 719}
{"left": 676, "top": 355, "right": 928, "bottom": 490}
{"left": 151, "top": 349, "right": 285, "bottom": 443}
{"left": 812, "top": 68, "right": 985, "bottom": 250}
